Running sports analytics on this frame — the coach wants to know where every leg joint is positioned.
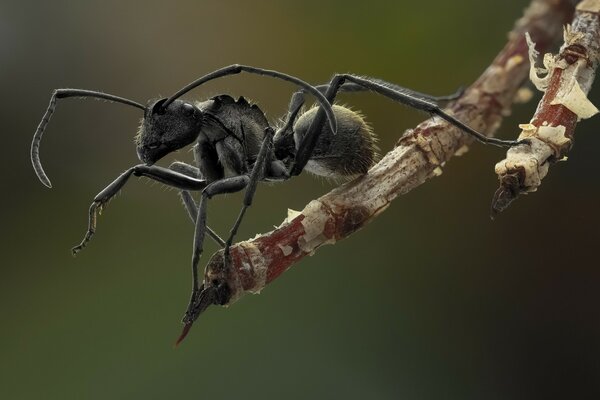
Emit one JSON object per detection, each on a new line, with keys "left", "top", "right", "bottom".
{"left": 332, "top": 74, "right": 348, "bottom": 85}
{"left": 132, "top": 164, "right": 145, "bottom": 176}
{"left": 201, "top": 187, "right": 212, "bottom": 199}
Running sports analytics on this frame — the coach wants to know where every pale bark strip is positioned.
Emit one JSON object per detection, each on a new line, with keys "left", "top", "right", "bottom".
{"left": 492, "top": 0, "right": 600, "bottom": 214}
{"left": 202, "top": 0, "right": 578, "bottom": 306}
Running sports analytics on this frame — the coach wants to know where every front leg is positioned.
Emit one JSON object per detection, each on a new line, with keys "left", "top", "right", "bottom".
{"left": 72, "top": 164, "right": 207, "bottom": 255}
{"left": 180, "top": 175, "right": 250, "bottom": 339}
{"left": 188, "top": 176, "right": 250, "bottom": 291}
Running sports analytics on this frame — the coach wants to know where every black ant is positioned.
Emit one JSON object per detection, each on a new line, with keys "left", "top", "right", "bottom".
{"left": 31, "top": 64, "right": 524, "bottom": 344}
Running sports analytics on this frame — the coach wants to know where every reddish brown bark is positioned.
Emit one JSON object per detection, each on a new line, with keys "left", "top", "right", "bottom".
{"left": 493, "top": 1, "right": 600, "bottom": 213}
{"left": 201, "top": 0, "right": 579, "bottom": 307}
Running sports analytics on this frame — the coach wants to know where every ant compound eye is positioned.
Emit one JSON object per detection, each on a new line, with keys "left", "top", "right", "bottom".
{"left": 182, "top": 103, "right": 195, "bottom": 116}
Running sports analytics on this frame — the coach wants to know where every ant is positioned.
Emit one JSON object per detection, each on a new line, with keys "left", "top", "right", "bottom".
{"left": 31, "top": 64, "right": 525, "bottom": 345}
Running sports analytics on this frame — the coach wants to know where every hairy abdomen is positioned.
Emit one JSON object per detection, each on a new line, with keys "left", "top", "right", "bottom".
{"left": 294, "top": 105, "right": 379, "bottom": 178}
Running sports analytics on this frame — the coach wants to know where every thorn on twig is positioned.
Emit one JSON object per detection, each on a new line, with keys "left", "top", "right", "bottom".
{"left": 174, "top": 323, "right": 193, "bottom": 348}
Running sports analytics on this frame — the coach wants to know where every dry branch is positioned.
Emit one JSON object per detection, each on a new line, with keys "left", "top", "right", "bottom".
{"left": 492, "top": 0, "right": 600, "bottom": 214}
{"left": 203, "top": 0, "right": 578, "bottom": 307}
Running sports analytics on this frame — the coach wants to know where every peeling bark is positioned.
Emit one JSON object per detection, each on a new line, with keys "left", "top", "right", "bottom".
{"left": 203, "top": 0, "right": 579, "bottom": 307}
{"left": 492, "top": 0, "right": 600, "bottom": 214}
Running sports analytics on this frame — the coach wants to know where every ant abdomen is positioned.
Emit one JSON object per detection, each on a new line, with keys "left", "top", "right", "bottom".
{"left": 294, "top": 105, "right": 379, "bottom": 178}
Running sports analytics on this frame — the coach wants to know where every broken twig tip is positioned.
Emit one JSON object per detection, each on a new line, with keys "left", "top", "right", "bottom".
{"left": 490, "top": 184, "right": 519, "bottom": 217}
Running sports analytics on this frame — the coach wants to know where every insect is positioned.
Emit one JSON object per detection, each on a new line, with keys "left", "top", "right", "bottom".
{"left": 31, "top": 64, "right": 525, "bottom": 344}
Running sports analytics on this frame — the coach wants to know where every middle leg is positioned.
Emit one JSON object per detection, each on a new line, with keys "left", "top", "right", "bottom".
{"left": 180, "top": 127, "right": 278, "bottom": 332}
{"left": 184, "top": 175, "right": 251, "bottom": 322}
{"left": 223, "top": 127, "right": 275, "bottom": 268}
{"left": 169, "top": 161, "right": 225, "bottom": 247}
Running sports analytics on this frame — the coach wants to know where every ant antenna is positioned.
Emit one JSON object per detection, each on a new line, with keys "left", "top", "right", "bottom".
{"left": 162, "top": 64, "right": 338, "bottom": 134}
{"left": 31, "top": 89, "right": 146, "bottom": 188}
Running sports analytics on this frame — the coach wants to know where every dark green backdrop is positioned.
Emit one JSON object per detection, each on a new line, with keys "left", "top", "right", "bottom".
{"left": 2, "top": 1, "right": 599, "bottom": 399}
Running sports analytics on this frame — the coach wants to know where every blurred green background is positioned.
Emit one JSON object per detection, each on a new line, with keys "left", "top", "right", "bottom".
{"left": 2, "top": 1, "right": 600, "bottom": 399}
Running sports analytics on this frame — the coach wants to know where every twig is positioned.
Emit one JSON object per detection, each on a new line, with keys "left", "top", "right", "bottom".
{"left": 202, "top": 0, "right": 578, "bottom": 306}
{"left": 492, "top": 0, "right": 600, "bottom": 214}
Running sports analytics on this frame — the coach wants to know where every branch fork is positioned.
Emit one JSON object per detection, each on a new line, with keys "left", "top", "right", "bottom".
{"left": 492, "top": 0, "right": 600, "bottom": 213}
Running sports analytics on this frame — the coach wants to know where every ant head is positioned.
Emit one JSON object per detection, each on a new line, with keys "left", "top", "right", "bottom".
{"left": 135, "top": 98, "right": 203, "bottom": 165}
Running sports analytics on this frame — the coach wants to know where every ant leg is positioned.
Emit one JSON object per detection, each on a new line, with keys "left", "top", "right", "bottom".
{"left": 313, "top": 79, "right": 464, "bottom": 103}
{"left": 223, "top": 127, "right": 275, "bottom": 268}
{"left": 277, "top": 81, "right": 392, "bottom": 151}
{"left": 168, "top": 161, "right": 202, "bottom": 222}
{"left": 184, "top": 175, "right": 250, "bottom": 323}
{"left": 72, "top": 164, "right": 208, "bottom": 255}
{"left": 280, "top": 80, "right": 378, "bottom": 132}
{"left": 279, "top": 75, "right": 461, "bottom": 152}
{"left": 332, "top": 74, "right": 525, "bottom": 148}
{"left": 284, "top": 78, "right": 463, "bottom": 127}
{"left": 291, "top": 74, "right": 524, "bottom": 176}
{"left": 291, "top": 75, "right": 348, "bottom": 175}
{"left": 169, "top": 161, "right": 225, "bottom": 247}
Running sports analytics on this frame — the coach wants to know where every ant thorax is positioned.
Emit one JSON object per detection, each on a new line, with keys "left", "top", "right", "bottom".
{"left": 192, "top": 95, "right": 271, "bottom": 181}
